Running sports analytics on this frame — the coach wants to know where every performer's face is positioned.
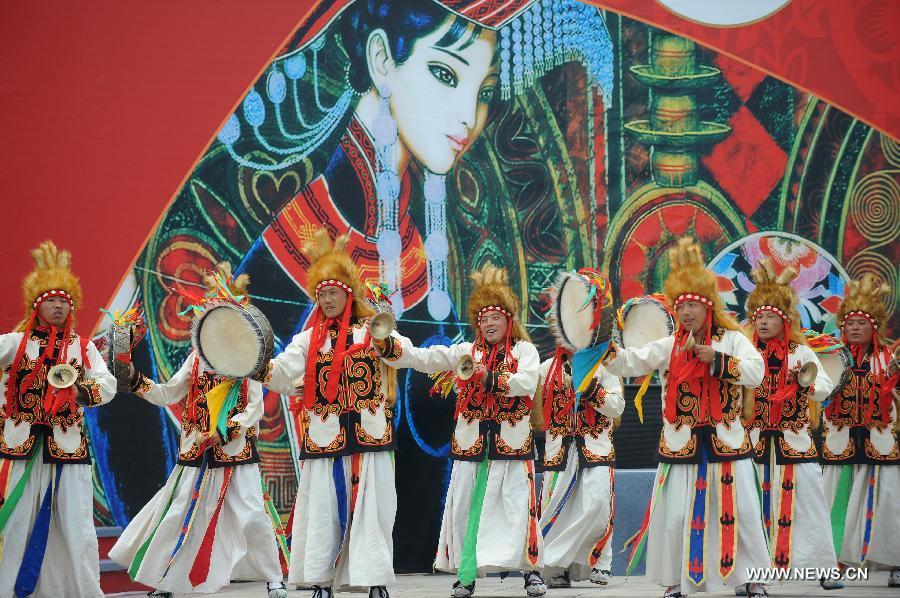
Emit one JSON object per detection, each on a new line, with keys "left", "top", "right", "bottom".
{"left": 37, "top": 296, "right": 70, "bottom": 328}
{"left": 375, "top": 20, "right": 498, "bottom": 174}
{"left": 754, "top": 311, "right": 784, "bottom": 341}
{"left": 479, "top": 311, "right": 508, "bottom": 346}
{"left": 676, "top": 300, "right": 707, "bottom": 334}
{"left": 318, "top": 286, "right": 348, "bottom": 320}
{"left": 843, "top": 315, "right": 874, "bottom": 346}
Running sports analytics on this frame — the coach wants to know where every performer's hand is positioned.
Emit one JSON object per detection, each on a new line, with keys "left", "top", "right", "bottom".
{"left": 74, "top": 384, "right": 90, "bottom": 406}
{"left": 473, "top": 365, "right": 489, "bottom": 385}
{"left": 694, "top": 344, "right": 715, "bottom": 364}
{"left": 206, "top": 430, "right": 223, "bottom": 446}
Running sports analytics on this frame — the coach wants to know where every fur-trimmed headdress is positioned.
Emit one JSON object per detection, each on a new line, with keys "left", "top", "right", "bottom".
{"left": 19, "top": 240, "right": 83, "bottom": 329}
{"left": 746, "top": 258, "right": 806, "bottom": 345}
{"left": 663, "top": 237, "right": 740, "bottom": 331}
{"left": 837, "top": 273, "right": 890, "bottom": 330}
{"left": 467, "top": 264, "right": 530, "bottom": 342}
{"left": 304, "top": 228, "right": 374, "bottom": 319}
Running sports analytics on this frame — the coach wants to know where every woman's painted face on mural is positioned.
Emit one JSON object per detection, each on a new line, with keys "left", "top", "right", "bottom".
{"left": 370, "top": 22, "right": 498, "bottom": 175}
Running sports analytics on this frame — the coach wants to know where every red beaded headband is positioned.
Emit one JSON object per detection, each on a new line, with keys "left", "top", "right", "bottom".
{"left": 478, "top": 305, "right": 512, "bottom": 322}
{"left": 841, "top": 310, "right": 878, "bottom": 330}
{"left": 32, "top": 289, "right": 74, "bottom": 309}
{"left": 752, "top": 305, "right": 789, "bottom": 322}
{"left": 674, "top": 293, "right": 714, "bottom": 309}
{"left": 315, "top": 279, "right": 353, "bottom": 296}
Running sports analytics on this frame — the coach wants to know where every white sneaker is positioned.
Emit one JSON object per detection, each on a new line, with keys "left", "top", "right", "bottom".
{"left": 267, "top": 582, "right": 287, "bottom": 598}
{"left": 745, "top": 583, "right": 768, "bottom": 597}
{"left": 450, "top": 580, "right": 475, "bottom": 597}
{"left": 524, "top": 571, "right": 547, "bottom": 597}
{"left": 589, "top": 569, "right": 611, "bottom": 585}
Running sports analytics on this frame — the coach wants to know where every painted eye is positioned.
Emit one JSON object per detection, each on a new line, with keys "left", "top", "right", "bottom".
{"left": 478, "top": 86, "right": 495, "bottom": 104}
{"left": 428, "top": 63, "right": 458, "bottom": 88}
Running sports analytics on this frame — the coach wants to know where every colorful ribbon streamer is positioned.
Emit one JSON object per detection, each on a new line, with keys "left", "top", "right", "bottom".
{"left": 128, "top": 466, "right": 186, "bottom": 579}
{"left": 458, "top": 457, "right": 490, "bottom": 585}
{"left": 829, "top": 464, "right": 852, "bottom": 558}
{"left": 14, "top": 463, "right": 62, "bottom": 597}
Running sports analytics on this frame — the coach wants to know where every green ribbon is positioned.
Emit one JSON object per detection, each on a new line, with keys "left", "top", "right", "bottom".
{"left": 0, "top": 437, "right": 42, "bottom": 535}
{"left": 216, "top": 382, "right": 242, "bottom": 439}
{"left": 830, "top": 464, "right": 853, "bottom": 558}
{"left": 625, "top": 462, "right": 670, "bottom": 575}
{"left": 260, "top": 474, "right": 291, "bottom": 566}
{"left": 458, "top": 458, "right": 490, "bottom": 585}
{"left": 128, "top": 466, "right": 185, "bottom": 579}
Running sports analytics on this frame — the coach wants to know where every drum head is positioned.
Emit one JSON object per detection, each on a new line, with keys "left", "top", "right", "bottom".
{"left": 552, "top": 272, "right": 612, "bottom": 352}
{"left": 622, "top": 299, "right": 674, "bottom": 349}
{"left": 818, "top": 347, "right": 851, "bottom": 402}
{"left": 194, "top": 303, "right": 272, "bottom": 378}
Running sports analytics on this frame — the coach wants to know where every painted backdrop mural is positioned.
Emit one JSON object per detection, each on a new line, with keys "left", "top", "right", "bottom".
{"left": 92, "top": 0, "right": 898, "bottom": 572}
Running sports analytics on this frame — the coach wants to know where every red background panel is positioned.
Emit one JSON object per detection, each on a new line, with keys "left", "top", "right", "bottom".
{"left": 0, "top": 1, "right": 317, "bottom": 331}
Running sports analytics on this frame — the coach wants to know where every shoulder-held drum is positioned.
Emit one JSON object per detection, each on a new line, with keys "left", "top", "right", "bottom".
{"left": 192, "top": 300, "right": 275, "bottom": 379}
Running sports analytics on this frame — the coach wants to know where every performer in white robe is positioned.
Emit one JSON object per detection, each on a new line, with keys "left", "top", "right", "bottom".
{"left": 739, "top": 258, "right": 836, "bottom": 593}
{"left": 379, "top": 265, "right": 545, "bottom": 598}
{"left": 821, "top": 274, "right": 899, "bottom": 588}
{"left": 109, "top": 264, "right": 286, "bottom": 598}
{"left": 538, "top": 349, "right": 623, "bottom": 588}
{"left": 256, "top": 229, "right": 397, "bottom": 598}
{"left": 0, "top": 241, "right": 118, "bottom": 598}
{"left": 604, "top": 238, "right": 770, "bottom": 598}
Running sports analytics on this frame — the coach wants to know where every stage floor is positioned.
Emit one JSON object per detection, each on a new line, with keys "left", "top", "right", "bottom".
{"left": 113, "top": 571, "right": 897, "bottom": 597}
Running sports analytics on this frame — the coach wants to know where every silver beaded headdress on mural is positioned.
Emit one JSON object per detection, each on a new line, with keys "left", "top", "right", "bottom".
{"left": 216, "top": 0, "right": 613, "bottom": 322}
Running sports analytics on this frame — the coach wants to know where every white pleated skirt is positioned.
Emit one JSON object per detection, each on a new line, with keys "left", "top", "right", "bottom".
{"left": 109, "top": 462, "right": 282, "bottom": 594}
{"left": 288, "top": 451, "right": 397, "bottom": 589}
{"left": 0, "top": 454, "right": 102, "bottom": 598}
{"left": 539, "top": 449, "right": 613, "bottom": 580}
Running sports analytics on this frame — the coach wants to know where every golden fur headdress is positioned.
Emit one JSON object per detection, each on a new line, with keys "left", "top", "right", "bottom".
{"left": 21, "top": 240, "right": 83, "bottom": 315}
{"left": 663, "top": 237, "right": 739, "bottom": 331}
{"left": 746, "top": 258, "right": 806, "bottom": 344}
{"left": 837, "top": 273, "right": 890, "bottom": 329}
{"left": 467, "top": 264, "right": 530, "bottom": 341}
{"left": 303, "top": 228, "right": 373, "bottom": 318}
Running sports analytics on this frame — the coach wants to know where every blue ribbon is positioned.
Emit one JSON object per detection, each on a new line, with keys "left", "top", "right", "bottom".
{"left": 15, "top": 464, "right": 63, "bottom": 597}
{"left": 687, "top": 444, "right": 709, "bottom": 586}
